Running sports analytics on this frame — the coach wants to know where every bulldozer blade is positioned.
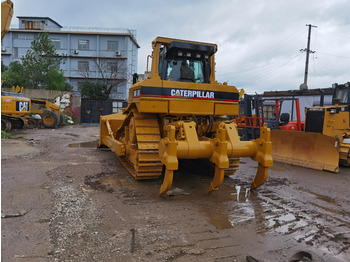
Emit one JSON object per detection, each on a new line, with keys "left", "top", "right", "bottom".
{"left": 271, "top": 130, "right": 339, "bottom": 172}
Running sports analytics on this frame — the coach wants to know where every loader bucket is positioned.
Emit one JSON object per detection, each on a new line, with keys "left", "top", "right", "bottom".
{"left": 271, "top": 130, "right": 339, "bottom": 172}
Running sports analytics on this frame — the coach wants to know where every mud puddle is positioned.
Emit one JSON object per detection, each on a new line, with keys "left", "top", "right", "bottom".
{"left": 68, "top": 140, "right": 98, "bottom": 148}
{"left": 83, "top": 160, "right": 350, "bottom": 259}
{"left": 84, "top": 172, "right": 150, "bottom": 194}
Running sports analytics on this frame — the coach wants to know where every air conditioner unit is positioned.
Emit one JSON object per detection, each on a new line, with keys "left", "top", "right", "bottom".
{"left": 115, "top": 50, "right": 121, "bottom": 56}
{"left": 1, "top": 46, "right": 6, "bottom": 52}
{"left": 74, "top": 50, "right": 79, "bottom": 54}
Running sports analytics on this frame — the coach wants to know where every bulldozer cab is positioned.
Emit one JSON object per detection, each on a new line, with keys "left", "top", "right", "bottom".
{"left": 158, "top": 42, "right": 214, "bottom": 83}
{"left": 332, "top": 82, "right": 350, "bottom": 105}
{"left": 156, "top": 38, "right": 215, "bottom": 83}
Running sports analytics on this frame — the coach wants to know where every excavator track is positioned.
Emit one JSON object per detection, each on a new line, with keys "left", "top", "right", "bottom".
{"left": 1, "top": 114, "right": 27, "bottom": 131}
{"left": 117, "top": 109, "right": 163, "bottom": 180}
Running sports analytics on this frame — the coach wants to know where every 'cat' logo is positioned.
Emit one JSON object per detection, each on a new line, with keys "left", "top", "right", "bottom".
{"left": 17, "top": 102, "right": 29, "bottom": 112}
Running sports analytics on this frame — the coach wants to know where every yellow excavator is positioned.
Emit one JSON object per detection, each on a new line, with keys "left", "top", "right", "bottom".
{"left": 271, "top": 82, "right": 350, "bottom": 172}
{"left": 99, "top": 37, "right": 273, "bottom": 196}
{"left": 1, "top": 85, "right": 64, "bottom": 131}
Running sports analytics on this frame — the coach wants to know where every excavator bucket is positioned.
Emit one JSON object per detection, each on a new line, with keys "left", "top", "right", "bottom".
{"left": 271, "top": 130, "right": 339, "bottom": 172}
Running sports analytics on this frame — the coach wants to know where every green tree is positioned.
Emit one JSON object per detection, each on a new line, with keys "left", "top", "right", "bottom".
{"left": 22, "top": 32, "right": 63, "bottom": 89}
{"left": 1, "top": 33, "right": 70, "bottom": 91}
{"left": 1, "top": 61, "right": 27, "bottom": 88}
{"left": 47, "top": 69, "right": 72, "bottom": 91}
{"left": 80, "top": 82, "right": 107, "bottom": 100}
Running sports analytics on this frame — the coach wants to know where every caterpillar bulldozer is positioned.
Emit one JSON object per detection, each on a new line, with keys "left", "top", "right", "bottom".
{"left": 99, "top": 36, "right": 273, "bottom": 196}
{"left": 271, "top": 82, "right": 350, "bottom": 172}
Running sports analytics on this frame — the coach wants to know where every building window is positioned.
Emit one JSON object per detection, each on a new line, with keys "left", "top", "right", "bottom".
{"left": 78, "top": 61, "right": 89, "bottom": 71}
{"left": 13, "top": 47, "right": 18, "bottom": 58}
{"left": 78, "top": 40, "right": 89, "bottom": 50}
{"left": 107, "top": 40, "right": 119, "bottom": 51}
{"left": 51, "top": 39, "right": 61, "bottom": 49}
{"left": 25, "top": 21, "right": 44, "bottom": 30}
{"left": 107, "top": 62, "right": 117, "bottom": 72}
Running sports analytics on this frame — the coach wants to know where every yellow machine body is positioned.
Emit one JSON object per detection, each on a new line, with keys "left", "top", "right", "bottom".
{"left": 271, "top": 82, "right": 350, "bottom": 172}
{"left": 1, "top": 86, "right": 62, "bottom": 130}
{"left": 99, "top": 37, "right": 273, "bottom": 195}
{"left": 1, "top": 0, "right": 13, "bottom": 41}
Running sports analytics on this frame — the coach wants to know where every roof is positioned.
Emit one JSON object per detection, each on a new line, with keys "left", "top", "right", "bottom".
{"left": 262, "top": 87, "right": 334, "bottom": 97}
{"left": 17, "top": 16, "right": 63, "bottom": 28}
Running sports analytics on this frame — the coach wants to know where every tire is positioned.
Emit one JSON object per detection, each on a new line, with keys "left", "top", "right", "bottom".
{"left": 41, "top": 110, "right": 59, "bottom": 128}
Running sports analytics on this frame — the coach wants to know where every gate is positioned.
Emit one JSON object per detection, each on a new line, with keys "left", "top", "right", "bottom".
{"left": 80, "top": 100, "right": 112, "bottom": 124}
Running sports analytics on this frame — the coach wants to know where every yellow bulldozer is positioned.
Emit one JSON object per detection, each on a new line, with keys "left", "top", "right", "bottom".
{"left": 271, "top": 82, "right": 350, "bottom": 172}
{"left": 99, "top": 37, "right": 273, "bottom": 196}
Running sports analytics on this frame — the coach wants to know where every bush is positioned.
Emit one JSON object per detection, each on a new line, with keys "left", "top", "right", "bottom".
{"left": 1, "top": 130, "right": 12, "bottom": 139}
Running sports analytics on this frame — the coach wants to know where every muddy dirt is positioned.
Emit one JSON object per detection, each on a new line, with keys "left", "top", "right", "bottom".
{"left": 1, "top": 125, "right": 350, "bottom": 262}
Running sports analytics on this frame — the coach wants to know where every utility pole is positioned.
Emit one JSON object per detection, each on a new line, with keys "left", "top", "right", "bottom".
{"left": 300, "top": 24, "right": 317, "bottom": 90}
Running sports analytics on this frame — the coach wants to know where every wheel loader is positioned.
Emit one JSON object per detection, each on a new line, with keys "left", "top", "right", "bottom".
{"left": 271, "top": 82, "right": 350, "bottom": 172}
{"left": 99, "top": 37, "right": 273, "bottom": 196}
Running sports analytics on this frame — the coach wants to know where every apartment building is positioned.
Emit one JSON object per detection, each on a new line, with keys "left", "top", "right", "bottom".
{"left": 1, "top": 16, "right": 140, "bottom": 100}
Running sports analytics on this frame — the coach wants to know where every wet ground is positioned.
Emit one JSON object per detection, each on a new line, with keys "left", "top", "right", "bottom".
{"left": 1, "top": 125, "right": 350, "bottom": 262}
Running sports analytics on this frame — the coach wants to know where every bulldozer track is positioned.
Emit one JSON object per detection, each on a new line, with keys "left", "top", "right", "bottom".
{"left": 224, "top": 158, "right": 240, "bottom": 176}
{"left": 117, "top": 109, "right": 163, "bottom": 180}
{"left": 339, "top": 142, "right": 350, "bottom": 166}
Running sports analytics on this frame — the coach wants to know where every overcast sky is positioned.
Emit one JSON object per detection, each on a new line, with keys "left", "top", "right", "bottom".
{"left": 10, "top": 0, "right": 350, "bottom": 93}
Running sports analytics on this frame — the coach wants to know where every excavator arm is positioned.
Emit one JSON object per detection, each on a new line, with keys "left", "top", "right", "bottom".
{"left": 1, "top": 0, "right": 14, "bottom": 41}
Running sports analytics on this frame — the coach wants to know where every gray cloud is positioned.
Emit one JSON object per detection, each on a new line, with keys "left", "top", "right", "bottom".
{"left": 11, "top": 0, "right": 350, "bottom": 93}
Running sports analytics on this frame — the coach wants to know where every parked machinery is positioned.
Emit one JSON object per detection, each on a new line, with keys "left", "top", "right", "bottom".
{"left": 235, "top": 95, "right": 303, "bottom": 141}
{"left": 272, "top": 82, "right": 350, "bottom": 172}
{"left": 1, "top": 86, "right": 64, "bottom": 131}
{"left": 99, "top": 37, "right": 273, "bottom": 196}
{"left": 1, "top": 0, "right": 63, "bottom": 131}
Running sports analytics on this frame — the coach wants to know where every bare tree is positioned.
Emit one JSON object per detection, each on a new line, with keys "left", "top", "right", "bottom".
{"left": 79, "top": 58, "right": 127, "bottom": 99}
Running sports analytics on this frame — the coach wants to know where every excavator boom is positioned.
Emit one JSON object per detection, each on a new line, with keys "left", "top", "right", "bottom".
{"left": 1, "top": 0, "right": 13, "bottom": 41}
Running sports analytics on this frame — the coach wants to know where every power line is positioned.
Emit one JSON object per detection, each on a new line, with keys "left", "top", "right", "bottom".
{"left": 317, "top": 51, "right": 350, "bottom": 59}
{"left": 223, "top": 28, "right": 305, "bottom": 69}
{"left": 230, "top": 54, "right": 303, "bottom": 87}
{"left": 217, "top": 53, "right": 300, "bottom": 77}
